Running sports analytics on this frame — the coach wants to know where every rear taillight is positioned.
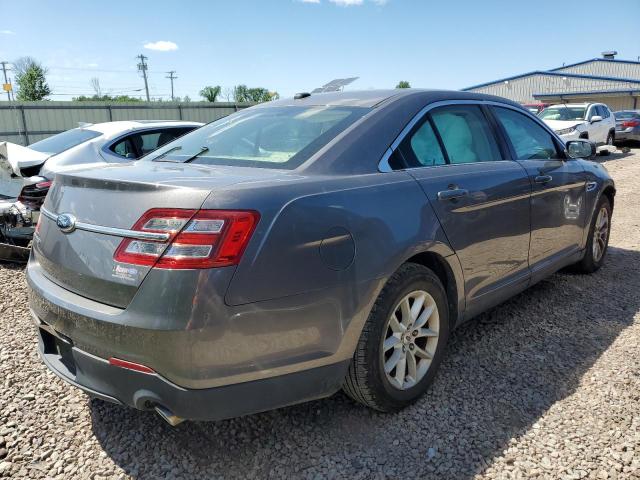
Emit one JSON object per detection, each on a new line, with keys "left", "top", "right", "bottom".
{"left": 113, "top": 209, "right": 259, "bottom": 269}
{"left": 622, "top": 120, "right": 640, "bottom": 128}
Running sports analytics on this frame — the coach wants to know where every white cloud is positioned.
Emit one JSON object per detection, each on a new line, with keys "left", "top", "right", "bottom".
{"left": 143, "top": 40, "right": 178, "bottom": 52}
{"left": 298, "top": 0, "right": 320, "bottom": 3}
{"left": 86, "top": 63, "right": 99, "bottom": 67}
{"left": 329, "top": 0, "right": 364, "bottom": 5}
{"left": 0, "top": 30, "right": 15, "bottom": 35}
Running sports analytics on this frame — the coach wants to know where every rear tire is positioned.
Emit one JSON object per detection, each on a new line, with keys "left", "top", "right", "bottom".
{"left": 573, "top": 195, "right": 612, "bottom": 273}
{"left": 342, "top": 263, "right": 449, "bottom": 412}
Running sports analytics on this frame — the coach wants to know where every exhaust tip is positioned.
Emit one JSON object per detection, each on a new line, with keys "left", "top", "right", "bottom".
{"left": 154, "top": 405, "right": 185, "bottom": 427}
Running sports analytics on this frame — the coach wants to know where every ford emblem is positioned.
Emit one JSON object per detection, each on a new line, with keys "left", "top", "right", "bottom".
{"left": 56, "top": 213, "right": 77, "bottom": 233}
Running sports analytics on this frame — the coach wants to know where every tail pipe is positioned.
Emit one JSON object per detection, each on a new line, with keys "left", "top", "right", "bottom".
{"left": 154, "top": 405, "right": 185, "bottom": 427}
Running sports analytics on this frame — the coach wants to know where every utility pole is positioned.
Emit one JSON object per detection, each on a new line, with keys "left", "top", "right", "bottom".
{"left": 1, "top": 61, "right": 11, "bottom": 101}
{"left": 136, "top": 54, "right": 150, "bottom": 101}
{"left": 166, "top": 71, "right": 177, "bottom": 101}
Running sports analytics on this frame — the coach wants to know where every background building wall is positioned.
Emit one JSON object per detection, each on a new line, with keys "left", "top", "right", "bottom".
{"left": 466, "top": 73, "right": 640, "bottom": 103}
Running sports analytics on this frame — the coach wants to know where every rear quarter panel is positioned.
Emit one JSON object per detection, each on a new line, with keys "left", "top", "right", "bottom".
{"left": 201, "top": 172, "right": 455, "bottom": 307}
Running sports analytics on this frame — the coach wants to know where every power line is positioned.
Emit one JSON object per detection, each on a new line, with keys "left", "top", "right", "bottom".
{"left": 136, "top": 54, "right": 150, "bottom": 101}
{"left": 1, "top": 61, "right": 11, "bottom": 101}
{"left": 166, "top": 71, "right": 177, "bottom": 101}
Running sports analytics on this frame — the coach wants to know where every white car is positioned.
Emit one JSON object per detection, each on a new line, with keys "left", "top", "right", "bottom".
{"left": 538, "top": 103, "right": 616, "bottom": 148}
{"left": 0, "top": 120, "right": 202, "bottom": 261}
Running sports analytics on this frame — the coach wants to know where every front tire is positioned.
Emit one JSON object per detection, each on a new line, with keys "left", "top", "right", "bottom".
{"left": 573, "top": 195, "right": 612, "bottom": 273}
{"left": 600, "top": 131, "right": 615, "bottom": 155}
{"left": 342, "top": 263, "right": 450, "bottom": 412}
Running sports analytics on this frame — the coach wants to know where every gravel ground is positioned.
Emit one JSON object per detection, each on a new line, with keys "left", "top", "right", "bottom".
{"left": 1, "top": 148, "right": 639, "bottom": 480}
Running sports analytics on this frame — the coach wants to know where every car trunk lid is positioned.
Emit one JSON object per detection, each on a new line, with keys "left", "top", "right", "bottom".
{"left": 33, "top": 161, "right": 266, "bottom": 308}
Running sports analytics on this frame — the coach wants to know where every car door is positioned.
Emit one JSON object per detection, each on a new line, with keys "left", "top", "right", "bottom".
{"left": 396, "top": 103, "right": 532, "bottom": 319}
{"left": 490, "top": 105, "right": 587, "bottom": 281}
{"left": 587, "top": 105, "right": 605, "bottom": 143}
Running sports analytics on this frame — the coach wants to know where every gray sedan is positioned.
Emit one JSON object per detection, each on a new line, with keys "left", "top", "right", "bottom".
{"left": 27, "top": 89, "right": 615, "bottom": 425}
{"left": 614, "top": 110, "right": 640, "bottom": 143}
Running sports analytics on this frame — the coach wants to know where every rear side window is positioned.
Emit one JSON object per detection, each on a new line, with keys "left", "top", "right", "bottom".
{"left": 493, "top": 107, "right": 559, "bottom": 160}
{"left": 401, "top": 119, "right": 446, "bottom": 167}
{"left": 430, "top": 105, "right": 502, "bottom": 164}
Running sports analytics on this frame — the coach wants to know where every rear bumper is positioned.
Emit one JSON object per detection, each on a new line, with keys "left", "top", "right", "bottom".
{"left": 614, "top": 129, "right": 640, "bottom": 142}
{"left": 34, "top": 314, "right": 349, "bottom": 421}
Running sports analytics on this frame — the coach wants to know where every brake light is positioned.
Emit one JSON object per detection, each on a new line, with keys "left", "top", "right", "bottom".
{"left": 109, "top": 357, "right": 155, "bottom": 374}
{"left": 113, "top": 208, "right": 259, "bottom": 269}
{"left": 621, "top": 120, "right": 640, "bottom": 128}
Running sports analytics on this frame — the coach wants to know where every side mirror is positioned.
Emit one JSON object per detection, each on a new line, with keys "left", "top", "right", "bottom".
{"left": 125, "top": 152, "right": 137, "bottom": 159}
{"left": 590, "top": 115, "right": 603, "bottom": 123}
{"left": 566, "top": 140, "right": 596, "bottom": 160}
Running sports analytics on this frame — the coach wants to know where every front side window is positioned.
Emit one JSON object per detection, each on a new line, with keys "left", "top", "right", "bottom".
{"left": 430, "top": 105, "right": 502, "bottom": 164}
{"left": 539, "top": 106, "right": 587, "bottom": 121}
{"left": 493, "top": 107, "right": 558, "bottom": 160}
{"left": 147, "top": 106, "right": 369, "bottom": 170}
{"left": 29, "top": 128, "right": 102, "bottom": 155}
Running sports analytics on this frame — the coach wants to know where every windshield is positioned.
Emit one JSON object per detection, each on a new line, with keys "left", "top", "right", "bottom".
{"left": 147, "top": 106, "right": 369, "bottom": 169}
{"left": 29, "top": 128, "right": 102, "bottom": 155}
{"left": 538, "top": 106, "right": 587, "bottom": 121}
{"left": 614, "top": 111, "right": 639, "bottom": 120}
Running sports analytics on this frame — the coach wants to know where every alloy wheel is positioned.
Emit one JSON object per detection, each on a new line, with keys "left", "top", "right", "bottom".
{"left": 382, "top": 290, "right": 439, "bottom": 390}
{"left": 592, "top": 206, "right": 609, "bottom": 262}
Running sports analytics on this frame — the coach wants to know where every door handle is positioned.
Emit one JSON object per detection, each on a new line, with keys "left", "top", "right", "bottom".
{"left": 437, "top": 188, "right": 469, "bottom": 201}
{"left": 534, "top": 175, "right": 552, "bottom": 184}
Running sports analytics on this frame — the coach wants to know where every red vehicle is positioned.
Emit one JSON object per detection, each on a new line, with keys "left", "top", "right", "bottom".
{"left": 522, "top": 103, "right": 550, "bottom": 115}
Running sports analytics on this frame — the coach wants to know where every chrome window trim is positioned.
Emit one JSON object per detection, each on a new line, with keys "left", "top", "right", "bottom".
{"left": 378, "top": 99, "right": 568, "bottom": 173}
{"left": 41, "top": 207, "right": 170, "bottom": 242}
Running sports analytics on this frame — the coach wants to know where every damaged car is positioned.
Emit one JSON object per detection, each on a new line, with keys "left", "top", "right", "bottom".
{"left": 0, "top": 120, "right": 202, "bottom": 262}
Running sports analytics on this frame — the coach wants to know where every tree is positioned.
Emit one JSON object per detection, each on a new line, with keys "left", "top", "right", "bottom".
{"left": 233, "top": 85, "right": 279, "bottom": 103}
{"left": 183, "top": 95, "right": 191, "bottom": 103}
{"left": 199, "top": 85, "right": 221, "bottom": 102}
{"left": 73, "top": 94, "right": 142, "bottom": 102}
{"left": 396, "top": 80, "right": 411, "bottom": 89}
{"left": 14, "top": 57, "right": 51, "bottom": 101}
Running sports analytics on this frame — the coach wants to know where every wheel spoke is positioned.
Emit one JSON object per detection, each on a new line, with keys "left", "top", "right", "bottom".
{"left": 394, "top": 353, "right": 407, "bottom": 385}
{"left": 385, "top": 349, "right": 402, "bottom": 373}
{"left": 383, "top": 335, "right": 401, "bottom": 352}
{"left": 414, "top": 303, "right": 435, "bottom": 328}
{"left": 417, "top": 327, "right": 438, "bottom": 338}
{"left": 414, "top": 345, "right": 432, "bottom": 360}
{"left": 406, "top": 351, "right": 417, "bottom": 381}
{"left": 410, "top": 293, "right": 426, "bottom": 321}
{"left": 400, "top": 299, "right": 412, "bottom": 327}
{"left": 388, "top": 314, "right": 405, "bottom": 334}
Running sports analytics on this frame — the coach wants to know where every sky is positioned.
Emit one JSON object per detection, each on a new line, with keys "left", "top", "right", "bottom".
{"left": 0, "top": 0, "right": 639, "bottom": 102}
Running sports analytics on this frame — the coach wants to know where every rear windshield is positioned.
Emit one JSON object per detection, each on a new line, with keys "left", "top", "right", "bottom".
{"left": 29, "top": 128, "right": 102, "bottom": 155}
{"left": 147, "top": 106, "right": 369, "bottom": 169}
{"left": 614, "top": 111, "right": 639, "bottom": 120}
{"left": 538, "top": 106, "right": 586, "bottom": 121}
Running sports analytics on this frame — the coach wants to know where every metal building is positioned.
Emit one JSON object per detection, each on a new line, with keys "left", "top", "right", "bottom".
{"left": 462, "top": 52, "right": 640, "bottom": 110}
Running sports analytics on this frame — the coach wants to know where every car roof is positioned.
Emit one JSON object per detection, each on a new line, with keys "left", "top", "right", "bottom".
{"left": 83, "top": 120, "right": 203, "bottom": 136}
{"left": 260, "top": 89, "right": 523, "bottom": 109}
